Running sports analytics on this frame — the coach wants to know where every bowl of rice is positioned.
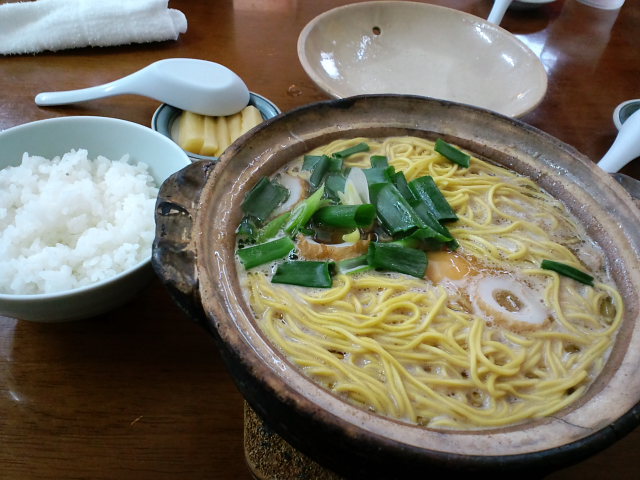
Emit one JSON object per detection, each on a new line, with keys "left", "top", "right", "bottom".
{"left": 0, "top": 116, "right": 190, "bottom": 322}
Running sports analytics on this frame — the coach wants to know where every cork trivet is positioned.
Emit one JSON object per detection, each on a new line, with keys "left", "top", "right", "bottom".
{"left": 243, "top": 402, "right": 343, "bottom": 480}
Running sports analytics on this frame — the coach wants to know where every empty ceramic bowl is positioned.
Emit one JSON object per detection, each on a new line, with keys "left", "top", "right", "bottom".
{"left": 152, "top": 92, "right": 281, "bottom": 161}
{"left": 297, "top": 1, "right": 547, "bottom": 117}
{"left": 0, "top": 116, "right": 190, "bottom": 322}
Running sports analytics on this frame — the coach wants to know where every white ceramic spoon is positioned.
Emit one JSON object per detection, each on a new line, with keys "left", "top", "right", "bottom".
{"left": 35, "top": 58, "right": 250, "bottom": 116}
{"left": 487, "top": 0, "right": 513, "bottom": 24}
{"left": 598, "top": 101, "right": 640, "bottom": 173}
{"left": 487, "top": 0, "right": 556, "bottom": 25}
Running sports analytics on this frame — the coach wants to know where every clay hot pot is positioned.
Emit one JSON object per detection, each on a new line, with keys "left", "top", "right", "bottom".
{"left": 152, "top": 95, "right": 640, "bottom": 478}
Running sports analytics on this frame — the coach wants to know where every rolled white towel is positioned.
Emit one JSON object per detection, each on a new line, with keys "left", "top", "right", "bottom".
{"left": 0, "top": 0, "right": 188, "bottom": 55}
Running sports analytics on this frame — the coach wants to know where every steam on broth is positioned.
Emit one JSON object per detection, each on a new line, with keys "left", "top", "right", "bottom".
{"left": 234, "top": 136, "right": 623, "bottom": 430}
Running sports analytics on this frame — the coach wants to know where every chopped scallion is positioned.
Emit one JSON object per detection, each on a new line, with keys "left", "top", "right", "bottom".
{"left": 541, "top": 260, "right": 594, "bottom": 286}
{"left": 241, "top": 177, "right": 289, "bottom": 223}
{"left": 324, "top": 173, "right": 347, "bottom": 201}
{"left": 313, "top": 204, "right": 376, "bottom": 229}
{"left": 272, "top": 261, "right": 335, "bottom": 288}
{"left": 409, "top": 200, "right": 453, "bottom": 242}
{"left": 237, "top": 236, "right": 295, "bottom": 270}
{"left": 409, "top": 175, "right": 457, "bottom": 222}
{"left": 284, "top": 185, "right": 326, "bottom": 235}
{"left": 333, "top": 142, "right": 370, "bottom": 159}
{"left": 298, "top": 226, "right": 315, "bottom": 236}
{"left": 336, "top": 254, "right": 372, "bottom": 275}
{"left": 407, "top": 223, "right": 451, "bottom": 243}
{"left": 304, "top": 155, "right": 331, "bottom": 189}
{"left": 392, "top": 171, "right": 416, "bottom": 203}
{"left": 434, "top": 138, "right": 470, "bottom": 168}
{"left": 367, "top": 242, "right": 427, "bottom": 278}
{"left": 236, "top": 216, "right": 258, "bottom": 241}
{"left": 389, "top": 236, "right": 422, "bottom": 249}
{"left": 370, "top": 155, "right": 389, "bottom": 168}
{"left": 329, "top": 156, "right": 343, "bottom": 172}
{"left": 364, "top": 165, "right": 395, "bottom": 186}
{"left": 369, "top": 182, "right": 421, "bottom": 236}
{"left": 256, "top": 211, "right": 290, "bottom": 242}
{"left": 302, "top": 155, "right": 328, "bottom": 171}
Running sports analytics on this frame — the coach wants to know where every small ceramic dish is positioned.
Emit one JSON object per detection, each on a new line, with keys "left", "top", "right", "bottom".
{"left": 152, "top": 92, "right": 281, "bottom": 161}
{"left": 0, "top": 116, "right": 190, "bottom": 322}
{"left": 297, "top": 1, "right": 548, "bottom": 117}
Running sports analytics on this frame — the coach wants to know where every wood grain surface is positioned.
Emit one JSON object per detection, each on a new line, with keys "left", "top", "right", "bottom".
{"left": 1, "top": 1, "right": 638, "bottom": 479}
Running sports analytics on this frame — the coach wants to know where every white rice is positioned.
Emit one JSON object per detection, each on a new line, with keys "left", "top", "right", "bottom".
{"left": 0, "top": 149, "right": 158, "bottom": 295}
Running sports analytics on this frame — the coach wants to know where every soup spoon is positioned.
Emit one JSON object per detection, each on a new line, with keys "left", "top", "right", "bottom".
{"left": 487, "top": 0, "right": 513, "bottom": 24}
{"left": 35, "top": 58, "right": 251, "bottom": 117}
{"left": 487, "top": 0, "right": 556, "bottom": 25}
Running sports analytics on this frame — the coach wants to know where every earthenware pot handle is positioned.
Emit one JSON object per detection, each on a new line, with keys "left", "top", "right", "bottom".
{"left": 152, "top": 160, "right": 216, "bottom": 326}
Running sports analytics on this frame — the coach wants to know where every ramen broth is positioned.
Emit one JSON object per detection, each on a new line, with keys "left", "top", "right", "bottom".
{"left": 234, "top": 136, "right": 623, "bottom": 430}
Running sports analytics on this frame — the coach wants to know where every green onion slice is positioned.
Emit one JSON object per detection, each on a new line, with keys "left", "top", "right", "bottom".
{"left": 364, "top": 165, "right": 395, "bottom": 186}
{"left": 256, "top": 211, "right": 290, "bottom": 242}
{"left": 336, "top": 254, "right": 372, "bottom": 275}
{"left": 392, "top": 171, "right": 416, "bottom": 203}
{"left": 313, "top": 204, "right": 376, "bottom": 229}
{"left": 370, "top": 155, "right": 389, "bottom": 168}
{"left": 541, "top": 260, "right": 594, "bottom": 286}
{"left": 302, "top": 155, "right": 327, "bottom": 171}
{"left": 241, "top": 177, "right": 289, "bottom": 223}
{"left": 236, "top": 216, "right": 258, "bottom": 242}
{"left": 284, "top": 185, "right": 326, "bottom": 235}
{"left": 434, "top": 138, "right": 470, "bottom": 168}
{"left": 409, "top": 176, "right": 457, "bottom": 222}
{"left": 406, "top": 222, "right": 451, "bottom": 243}
{"left": 237, "top": 236, "right": 295, "bottom": 270}
{"left": 324, "top": 173, "right": 347, "bottom": 201}
{"left": 298, "top": 226, "right": 315, "bottom": 237}
{"left": 333, "top": 142, "right": 370, "bottom": 159}
{"left": 302, "top": 154, "right": 330, "bottom": 189}
{"left": 272, "top": 261, "right": 335, "bottom": 288}
{"left": 369, "top": 182, "right": 421, "bottom": 236}
{"left": 329, "top": 156, "right": 344, "bottom": 172}
{"left": 367, "top": 242, "right": 427, "bottom": 278}
{"left": 409, "top": 199, "right": 454, "bottom": 242}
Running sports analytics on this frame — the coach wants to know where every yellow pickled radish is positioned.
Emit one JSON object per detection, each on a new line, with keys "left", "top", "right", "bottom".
{"left": 227, "top": 112, "right": 242, "bottom": 142}
{"left": 200, "top": 115, "right": 219, "bottom": 156}
{"left": 177, "top": 111, "right": 204, "bottom": 153}
{"left": 240, "top": 105, "right": 263, "bottom": 134}
{"left": 214, "top": 116, "right": 231, "bottom": 156}
{"left": 177, "top": 105, "right": 265, "bottom": 156}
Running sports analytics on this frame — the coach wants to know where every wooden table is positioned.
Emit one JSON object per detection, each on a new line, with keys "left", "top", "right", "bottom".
{"left": 1, "top": 1, "right": 639, "bottom": 478}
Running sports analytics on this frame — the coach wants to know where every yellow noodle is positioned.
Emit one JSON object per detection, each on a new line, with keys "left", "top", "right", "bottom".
{"left": 240, "top": 136, "right": 624, "bottom": 429}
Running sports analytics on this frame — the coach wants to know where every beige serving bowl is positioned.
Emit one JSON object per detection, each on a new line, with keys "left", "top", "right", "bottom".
{"left": 153, "top": 95, "right": 640, "bottom": 477}
{"left": 297, "top": 1, "right": 547, "bottom": 117}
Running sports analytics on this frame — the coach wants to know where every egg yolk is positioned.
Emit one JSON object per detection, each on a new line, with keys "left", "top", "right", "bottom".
{"left": 426, "top": 250, "right": 477, "bottom": 283}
